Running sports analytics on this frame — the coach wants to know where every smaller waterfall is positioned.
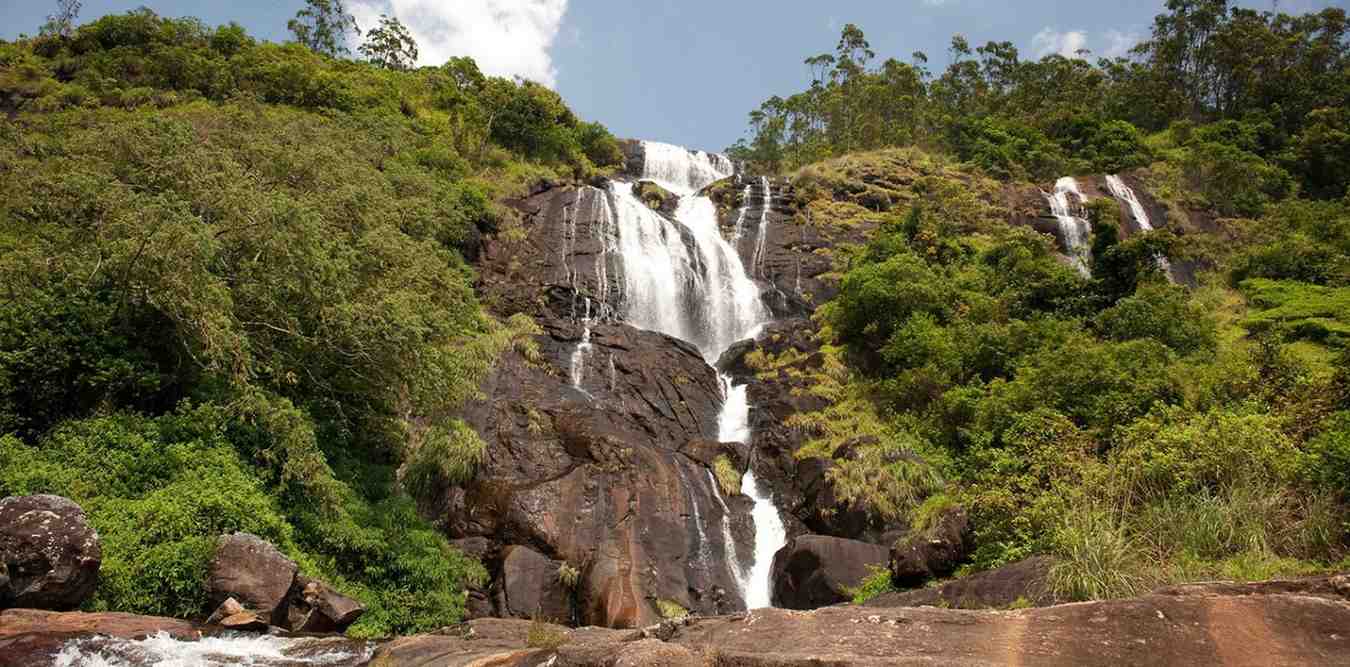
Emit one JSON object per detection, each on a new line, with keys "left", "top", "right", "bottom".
{"left": 742, "top": 469, "right": 787, "bottom": 609}
{"left": 676, "top": 461, "right": 712, "bottom": 568}
{"left": 1106, "top": 174, "right": 1175, "bottom": 279}
{"left": 569, "top": 299, "right": 594, "bottom": 394}
{"left": 1044, "top": 177, "right": 1092, "bottom": 277}
{"left": 752, "top": 177, "right": 773, "bottom": 278}
{"left": 731, "top": 183, "right": 753, "bottom": 243}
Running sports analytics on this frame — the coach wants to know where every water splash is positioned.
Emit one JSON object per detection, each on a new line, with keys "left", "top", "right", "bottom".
{"left": 1106, "top": 174, "right": 1174, "bottom": 279}
{"left": 53, "top": 632, "right": 373, "bottom": 667}
{"left": 640, "top": 141, "right": 735, "bottom": 196}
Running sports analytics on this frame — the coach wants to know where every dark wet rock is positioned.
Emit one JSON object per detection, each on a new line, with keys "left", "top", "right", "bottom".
{"left": 208, "top": 533, "right": 297, "bottom": 627}
{"left": 499, "top": 546, "right": 573, "bottom": 624}
{"left": 867, "top": 556, "right": 1056, "bottom": 610}
{"left": 769, "top": 535, "right": 889, "bottom": 610}
{"left": 889, "top": 506, "right": 972, "bottom": 588}
{"left": 633, "top": 181, "right": 679, "bottom": 215}
{"left": 0, "top": 495, "right": 101, "bottom": 611}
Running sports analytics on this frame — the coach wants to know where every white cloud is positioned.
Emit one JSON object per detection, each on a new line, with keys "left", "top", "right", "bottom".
{"left": 351, "top": 0, "right": 569, "bottom": 87}
{"left": 1030, "top": 27, "right": 1142, "bottom": 61}
{"left": 1032, "top": 28, "right": 1090, "bottom": 59}
{"left": 1102, "top": 29, "right": 1141, "bottom": 59}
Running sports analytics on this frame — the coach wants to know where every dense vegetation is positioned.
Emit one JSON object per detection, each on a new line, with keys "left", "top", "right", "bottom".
{"left": 0, "top": 8, "right": 621, "bottom": 636}
{"left": 747, "top": 1, "right": 1350, "bottom": 602}
{"left": 731, "top": 1, "right": 1348, "bottom": 204}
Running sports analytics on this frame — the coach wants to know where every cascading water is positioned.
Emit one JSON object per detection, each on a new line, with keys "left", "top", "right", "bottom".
{"left": 1106, "top": 174, "right": 1175, "bottom": 279}
{"left": 571, "top": 141, "right": 787, "bottom": 609}
{"left": 1044, "top": 177, "right": 1092, "bottom": 277}
{"left": 752, "top": 177, "right": 773, "bottom": 278}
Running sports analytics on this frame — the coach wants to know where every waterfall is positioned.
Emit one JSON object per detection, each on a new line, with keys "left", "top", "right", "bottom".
{"left": 569, "top": 298, "right": 594, "bottom": 395}
{"left": 707, "top": 468, "right": 745, "bottom": 595}
{"left": 1044, "top": 177, "right": 1092, "bottom": 277}
{"left": 568, "top": 140, "right": 785, "bottom": 611}
{"left": 1105, "top": 174, "right": 1175, "bottom": 279}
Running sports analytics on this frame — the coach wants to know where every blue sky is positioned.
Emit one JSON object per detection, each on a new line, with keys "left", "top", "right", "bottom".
{"left": 3, "top": 0, "right": 1345, "bottom": 151}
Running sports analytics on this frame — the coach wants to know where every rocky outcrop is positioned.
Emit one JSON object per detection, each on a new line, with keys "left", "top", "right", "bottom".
{"left": 889, "top": 506, "right": 972, "bottom": 588}
{"left": 769, "top": 535, "right": 888, "bottom": 610}
{"left": 0, "top": 495, "right": 101, "bottom": 611}
{"left": 867, "top": 556, "right": 1056, "bottom": 610}
{"left": 207, "top": 533, "right": 364, "bottom": 633}
{"left": 366, "top": 575, "right": 1350, "bottom": 666}
{"left": 208, "top": 532, "right": 297, "bottom": 626}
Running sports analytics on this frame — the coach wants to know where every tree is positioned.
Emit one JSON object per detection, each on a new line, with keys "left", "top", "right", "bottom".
{"left": 359, "top": 14, "right": 419, "bottom": 71}
{"left": 40, "top": 0, "right": 81, "bottom": 38}
{"left": 288, "top": 0, "right": 360, "bottom": 57}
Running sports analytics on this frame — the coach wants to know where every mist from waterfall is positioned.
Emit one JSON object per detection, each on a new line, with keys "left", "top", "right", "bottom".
{"left": 1045, "top": 176, "right": 1092, "bottom": 277}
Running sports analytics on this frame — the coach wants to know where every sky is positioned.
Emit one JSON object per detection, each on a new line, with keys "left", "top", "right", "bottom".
{"left": 3, "top": 0, "right": 1346, "bottom": 152}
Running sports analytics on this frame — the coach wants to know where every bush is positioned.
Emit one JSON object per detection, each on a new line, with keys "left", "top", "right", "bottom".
{"left": 1094, "top": 282, "right": 1217, "bottom": 356}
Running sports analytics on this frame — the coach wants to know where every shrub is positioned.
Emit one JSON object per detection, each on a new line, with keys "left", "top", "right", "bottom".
{"left": 849, "top": 565, "right": 896, "bottom": 605}
{"left": 1048, "top": 505, "right": 1148, "bottom": 601}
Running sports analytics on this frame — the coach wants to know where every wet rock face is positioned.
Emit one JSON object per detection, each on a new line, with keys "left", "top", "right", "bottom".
{"left": 0, "top": 495, "right": 101, "bottom": 611}
{"left": 769, "top": 535, "right": 889, "bottom": 610}
{"left": 444, "top": 317, "right": 749, "bottom": 628}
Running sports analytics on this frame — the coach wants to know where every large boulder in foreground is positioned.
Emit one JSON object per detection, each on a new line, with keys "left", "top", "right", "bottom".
{"left": 208, "top": 533, "right": 297, "bottom": 626}
{"left": 866, "top": 556, "right": 1055, "bottom": 609}
{"left": 0, "top": 495, "right": 101, "bottom": 611}
{"left": 770, "top": 535, "right": 888, "bottom": 610}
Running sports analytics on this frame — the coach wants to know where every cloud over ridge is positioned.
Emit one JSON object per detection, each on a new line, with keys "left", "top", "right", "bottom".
{"left": 351, "top": 0, "right": 569, "bottom": 86}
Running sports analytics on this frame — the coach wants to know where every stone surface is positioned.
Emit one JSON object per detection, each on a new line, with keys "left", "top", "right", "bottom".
{"left": 890, "top": 506, "right": 972, "bottom": 588}
{"left": 208, "top": 532, "right": 298, "bottom": 626}
{"left": 498, "top": 546, "right": 573, "bottom": 624}
{"left": 0, "top": 495, "right": 101, "bottom": 611}
{"left": 0, "top": 609, "right": 200, "bottom": 667}
{"left": 770, "top": 535, "right": 889, "bottom": 610}
{"left": 867, "top": 556, "right": 1055, "bottom": 610}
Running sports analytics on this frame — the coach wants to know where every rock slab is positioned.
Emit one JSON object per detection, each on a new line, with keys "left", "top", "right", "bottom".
{"left": 770, "top": 535, "right": 888, "bottom": 609}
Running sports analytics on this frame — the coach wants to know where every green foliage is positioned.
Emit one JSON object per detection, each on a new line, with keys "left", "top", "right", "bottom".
{"left": 1094, "top": 283, "right": 1217, "bottom": 355}
{"left": 713, "top": 455, "right": 742, "bottom": 496}
{"left": 656, "top": 599, "right": 689, "bottom": 620}
{"left": 1241, "top": 279, "right": 1350, "bottom": 348}
{"left": 526, "top": 617, "right": 569, "bottom": 650}
{"left": 1048, "top": 505, "right": 1148, "bottom": 601}
{"left": 849, "top": 565, "right": 896, "bottom": 605}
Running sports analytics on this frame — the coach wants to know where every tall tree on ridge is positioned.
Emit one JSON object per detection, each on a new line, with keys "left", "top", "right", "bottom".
{"left": 289, "top": 0, "right": 360, "bottom": 57}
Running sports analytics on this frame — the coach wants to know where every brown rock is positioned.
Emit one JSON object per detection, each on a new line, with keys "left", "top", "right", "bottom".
{"left": 867, "top": 556, "right": 1055, "bottom": 609}
{"left": 770, "top": 535, "right": 889, "bottom": 610}
{"left": 500, "top": 546, "right": 572, "bottom": 624}
{"left": 890, "top": 506, "right": 971, "bottom": 587}
{"left": 0, "top": 495, "right": 102, "bottom": 611}
{"left": 286, "top": 576, "right": 365, "bottom": 634}
{"left": 208, "top": 533, "right": 297, "bottom": 626}
{"left": 0, "top": 608, "right": 199, "bottom": 667}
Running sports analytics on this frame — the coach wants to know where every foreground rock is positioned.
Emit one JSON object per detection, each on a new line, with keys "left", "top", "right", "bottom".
{"left": 0, "top": 495, "right": 101, "bottom": 611}
{"left": 370, "top": 576, "right": 1350, "bottom": 666}
{"left": 867, "top": 556, "right": 1056, "bottom": 610}
{"left": 0, "top": 609, "right": 198, "bottom": 667}
{"left": 770, "top": 535, "right": 888, "bottom": 609}
{"left": 208, "top": 532, "right": 364, "bottom": 633}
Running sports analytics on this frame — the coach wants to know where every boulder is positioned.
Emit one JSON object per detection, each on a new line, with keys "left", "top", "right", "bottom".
{"left": 207, "top": 532, "right": 297, "bottom": 626}
{"left": 286, "top": 576, "right": 365, "bottom": 634}
{"left": 866, "top": 556, "right": 1055, "bottom": 609}
{"left": 205, "top": 597, "right": 268, "bottom": 632}
{"left": 890, "top": 506, "right": 972, "bottom": 588}
{"left": 770, "top": 535, "right": 889, "bottom": 610}
{"left": 499, "top": 546, "right": 572, "bottom": 624}
{"left": 0, "top": 495, "right": 101, "bottom": 611}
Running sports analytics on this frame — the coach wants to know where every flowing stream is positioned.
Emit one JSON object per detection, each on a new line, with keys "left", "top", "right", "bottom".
{"left": 52, "top": 632, "right": 373, "bottom": 667}
{"left": 1106, "top": 174, "right": 1175, "bottom": 280}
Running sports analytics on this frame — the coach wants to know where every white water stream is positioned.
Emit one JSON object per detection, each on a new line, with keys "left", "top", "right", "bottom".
{"left": 1044, "top": 176, "right": 1092, "bottom": 277}
{"left": 53, "top": 632, "right": 373, "bottom": 667}
{"left": 1106, "top": 174, "right": 1175, "bottom": 280}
